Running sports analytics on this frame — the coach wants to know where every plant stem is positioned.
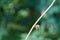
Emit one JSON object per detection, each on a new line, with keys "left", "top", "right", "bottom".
{"left": 25, "top": 0, "right": 56, "bottom": 40}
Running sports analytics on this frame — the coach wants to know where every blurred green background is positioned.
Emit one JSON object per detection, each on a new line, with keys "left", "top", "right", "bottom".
{"left": 0, "top": 0, "right": 60, "bottom": 40}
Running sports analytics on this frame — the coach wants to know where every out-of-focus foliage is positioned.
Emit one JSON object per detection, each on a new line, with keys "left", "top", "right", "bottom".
{"left": 0, "top": 0, "right": 60, "bottom": 40}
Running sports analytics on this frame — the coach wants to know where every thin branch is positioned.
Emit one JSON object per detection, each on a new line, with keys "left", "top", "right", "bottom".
{"left": 25, "top": 0, "right": 56, "bottom": 40}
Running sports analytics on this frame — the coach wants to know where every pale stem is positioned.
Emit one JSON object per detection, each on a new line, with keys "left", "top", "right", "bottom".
{"left": 25, "top": 0, "right": 56, "bottom": 40}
